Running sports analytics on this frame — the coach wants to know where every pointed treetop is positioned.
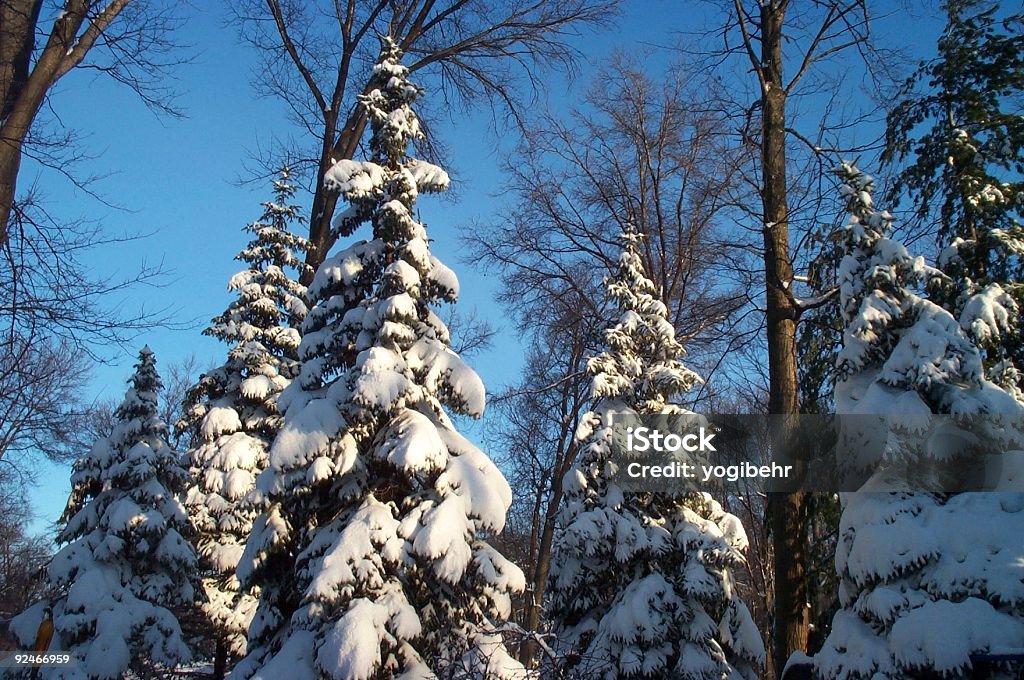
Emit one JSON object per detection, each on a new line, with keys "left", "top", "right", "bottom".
{"left": 588, "top": 227, "right": 701, "bottom": 411}
{"left": 362, "top": 36, "right": 423, "bottom": 166}
{"left": 120, "top": 345, "right": 163, "bottom": 416}
{"left": 831, "top": 163, "right": 1010, "bottom": 413}
{"left": 833, "top": 162, "right": 896, "bottom": 241}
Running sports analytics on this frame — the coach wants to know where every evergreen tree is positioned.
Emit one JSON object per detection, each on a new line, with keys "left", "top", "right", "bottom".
{"left": 884, "top": 0, "right": 1024, "bottom": 397}
{"left": 178, "top": 169, "right": 311, "bottom": 671}
{"left": 813, "top": 164, "right": 1024, "bottom": 679}
{"left": 547, "top": 228, "right": 764, "bottom": 679}
{"left": 11, "top": 347, "right": 199, "bottom": 679}
{"left": 231, "top": 38, "right": 526, "bottom": 680}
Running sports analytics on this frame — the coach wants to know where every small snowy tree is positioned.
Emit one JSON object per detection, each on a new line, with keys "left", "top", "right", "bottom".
{"left": 884, "top": 0, "right": 1024, "bottom": 398}
{"left": 813, "top": 164, "right": 1024, "bottom": 679}
{"left": 232, "top": 38, "right": 526, "bottom": 680}
{"left": 547, "top": 228, "right": 764, "bottom": 679}
{"left": 178, "top": 169, "right": 311, "bottom": 673}
{"left": 10, "top": 347, "right": 199, "bottom": 679}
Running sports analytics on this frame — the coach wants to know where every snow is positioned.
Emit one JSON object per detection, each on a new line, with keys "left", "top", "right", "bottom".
{"left": 308, "top": 241, "right": 385, "bottom": 300}
{"left": 240, "top": 374, "right": 275, "bottom": 400}
{"left": 960, "top": 283, "right": 1017, "bottom": 344}
{"left": 377, "top": 409, "right": 447, "bottom": 472}
{"left": 324, "top": 159, "right": 386, "bottom": 201}
{"left": 548, "top": 228, "right": 762, "bottom": 678}
{"left": 235, "top": 38, "right": 524, "bottom": 680}
{"left": 268, "top": 397, "right": 345, "bottom": 472}
{"left": 201, "top": 406, "right": 242, "bottom": 439}
{"left": 816, "top": 164, "right": 1024, "bottom": 677}
{"left": 407, "top": 338, "right": 486, "bottom": 417}
{"left": 247, "top": 630, "right": 317, "bottom": 680}
{"left": 438, "top": 433, "right": 514, "bottom": 531}
{"left": 407, "top": 159, "right": 450, "bottom": 192}
{"left": 428, "top": 256, "right": 459, "bottom": 298}
{"left": 318, "top": 600, "right": 390, "bottom": 680}
{"left": 352, "top": 347, "right": 413, "bottom": 410}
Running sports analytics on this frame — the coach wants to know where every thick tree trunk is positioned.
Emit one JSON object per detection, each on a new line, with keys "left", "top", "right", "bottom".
{"left": 0, "top": 0, "right": 42, "bottom": 117}
{"left": 302, "top": 103, "right": 369, "bottom": 283}
{"left": 0, "top": 0, "right": 43, "bottom": 247}
{"left": 0, "top": 0, "right": 104, "bottom": 247}
{"left": 0, "top": 100, "right": 34, "bottom": 246}
{"left": 759, "top": 3, "right": 809, "bottom": 675}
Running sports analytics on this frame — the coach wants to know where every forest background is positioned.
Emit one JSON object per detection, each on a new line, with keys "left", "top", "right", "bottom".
{"left": 5, "top": 0, "right": 1007, "bottom": 676}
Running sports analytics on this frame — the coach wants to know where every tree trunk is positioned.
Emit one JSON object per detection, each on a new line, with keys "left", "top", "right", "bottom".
{"left": 302, "top": 103, "right": 369, "bottom": 283}
{"left": 518, "top": 477, "right": 563, "bottom": 665}
{"left": 0, "top": 0, "right": 43, "bottom": 247}
{"left": 0, "top": 100, "right": 34, "bottom": 246}
{"left": 759, "top": 3, "right": 809, "bottom": 675}
{"left": 518, "top": 433, "right": 578, "bottom": 667}
{"left": 212, "top": 637, "right": 228, "bottom": 680}
{"left": 0, "top": 0, "right": 98, "bottom": 248}
{"left": 0, "top": 0, "right": 42, "bottom": 117}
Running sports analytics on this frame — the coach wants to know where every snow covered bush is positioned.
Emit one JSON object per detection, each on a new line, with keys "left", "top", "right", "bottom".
{"left": 813, "top": 163, "right": 1024, "bottom": 679}
{"left": 547, "top": 228, "right": 764, "bottom": 679}
{"left": 178, "top": 169, "right": 311, "bottom": 663}
{"left": 230, "top": 38, "right": 526, "bottom": 680}
{"left": 11, "top": 347, "right": 199, "bottom": 679}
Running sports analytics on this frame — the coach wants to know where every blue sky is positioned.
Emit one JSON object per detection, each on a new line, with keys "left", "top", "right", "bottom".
{"left": 22, "top": 1, "right": 942, "bottom": 533}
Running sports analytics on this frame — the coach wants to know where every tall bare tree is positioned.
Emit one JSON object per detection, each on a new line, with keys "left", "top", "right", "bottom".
{"left": 469, "top": 55, "right": 747, "bottom": 367}
{"left": 230, "top": 0, "right": 619, "bottom": 280}
{"left": 470, "top": 55, "right": 749, "bottom": 667}
{"left": 0, "top": 0, "right": 182, "bottom": 247}
{"left": 712, "top": 0, "right": 884, "bottom": 672}
{"left": 489, "top": 324, "right": 591, "bottom": 665}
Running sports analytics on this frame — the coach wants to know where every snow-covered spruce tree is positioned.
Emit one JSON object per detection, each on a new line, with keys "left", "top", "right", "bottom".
{"left": 10, "top": 347, "right": 199, "bottom": 679}
{"left": 813, "top": 163, "right": 1024, "bottom": 679}
{"left": 231, "top": 38, "right": 526, "bottom": 680}
{"left": 177, "top": 169, "right": 311, "bottom": 670}
{"left": 884, "top": 0, "right": 1024, "bottom": 398}
{"left": 547, "top": 228, "right": 764, "bottom": 679}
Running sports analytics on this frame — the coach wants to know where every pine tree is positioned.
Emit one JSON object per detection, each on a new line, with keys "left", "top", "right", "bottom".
{"left": 178, "top": 169, "right": 311, "bottom": 672}
{"left": 884, "top": 0, "right": 1024, "bottom": 398}
{"left": 813, "top": 164, "right": 1024, "bottom": 679}
{"left": 11, "top": 347, "right": 199, "bottom": 679}
{"left": 231, "top": 38, "right": 526, "bottom": 680}
{"left": 546, "top": 228, "right": 764, "bottom": 679}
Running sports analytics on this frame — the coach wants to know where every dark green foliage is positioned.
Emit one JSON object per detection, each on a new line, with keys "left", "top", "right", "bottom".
{"left": 884, "top": 0, "right": 1024, "bottom": 392}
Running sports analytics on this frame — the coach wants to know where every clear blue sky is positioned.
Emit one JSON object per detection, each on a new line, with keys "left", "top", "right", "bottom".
{"left": 23, "top": 1, "right": 941, "bottom": 534}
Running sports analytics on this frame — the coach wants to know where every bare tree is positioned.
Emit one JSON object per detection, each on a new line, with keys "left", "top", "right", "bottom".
{"left": 0, "top": 0, "right": 183, "bottom": 247}
{"left": 707, "top": 1, "right": 896, "bottom": 672}
{"left": 468, "top": 55, "right": 748, "bottom": 371}
{"left": 229, "top": 0, "right": 620, "bottom": 279}
{"left": 0, "top": 472, "right": 52, "bottom": 618}
{"left": 488, "top": 324, "right": 591, "bottom": 665}
{"left": 470, "top": 55, "right": 749, "bottom": 667}
{"left": 440, "top": 306, "right": 497, "bottom": 358}
{"left": 0, "top": 334, "right": 90, "bottom": 473}
{"left": 2, "top": 194, "right": 173, "bottom": 357}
